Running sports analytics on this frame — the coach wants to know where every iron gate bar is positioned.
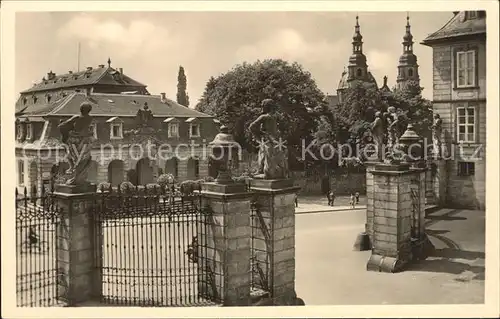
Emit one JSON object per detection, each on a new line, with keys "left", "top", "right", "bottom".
{"left": 94, "top": 183, "right": 219, "bottom": 307}
{"left": 16, "top": 184, "right": 64, "bottom": 307}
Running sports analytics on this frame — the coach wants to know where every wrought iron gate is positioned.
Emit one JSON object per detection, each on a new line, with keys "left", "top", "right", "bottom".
{"left": 93, "top": 184, "right": 218, "bottom": 306}
{"left": 250, "top": 197, "right": 272, "bottom": 297}
{"left": 16, "top": 186, "right": 64, "bottom": 307}
{"left": 410, "top": 185, "right": 421, "bottom": 239}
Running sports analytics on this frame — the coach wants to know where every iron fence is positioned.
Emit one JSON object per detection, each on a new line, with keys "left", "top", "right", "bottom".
{"left": 249, "top": 196, "right": 272, "bottom": 297}
{"left": 410, "top": 185, "right": 421, "bottom": 239}
{"left": 16, "top": 185, "right": 64, "bottom": 307}
{"left": 93, "top": 184, "right": 220, "bottom": 307}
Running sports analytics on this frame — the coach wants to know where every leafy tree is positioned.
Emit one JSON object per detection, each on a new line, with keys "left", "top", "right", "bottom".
{"left": 196, "top": 59, "right": 327, "bottom": 162}
{"left": 389, "top": 80, "right": 433, "bottom": 141}
{"left": 332, "top": 81, "right": 388, "bottom": 159}
{"left": 177, "top": 66, "right": 189, "bottom": 107}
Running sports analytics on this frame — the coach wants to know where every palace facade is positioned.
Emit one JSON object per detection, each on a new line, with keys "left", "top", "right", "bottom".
{"left": 421, "top": 11, "right": 486, "bottom": 209}
{"left": 15, "top": 60, "right": 219, "bottom": 192}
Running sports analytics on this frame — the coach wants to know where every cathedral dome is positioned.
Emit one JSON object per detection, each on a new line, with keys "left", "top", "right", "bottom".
{"left": 337, "top": 70, "right": 349, "bottom": 91}
{"left": 337, "top": 69, "right": 378, "bottom": 92}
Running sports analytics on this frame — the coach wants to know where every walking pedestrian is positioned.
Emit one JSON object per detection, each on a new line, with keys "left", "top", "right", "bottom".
{"left": 355, "top": 191, "right": 360, "bottom": 204}
{"left": 350, "top": 193, "right": 356, "bottom": 209}
{"left": 328, "top": 190, "right": 335, "bottom": 206}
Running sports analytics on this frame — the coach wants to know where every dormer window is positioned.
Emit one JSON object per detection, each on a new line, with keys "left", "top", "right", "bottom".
{"left": 185, "top": 118, "right": 200, "bottom": 138}
{"left": 164, "top": 117, "right": 179, "bottom": 138}
{"left": 16, "top": 123, "right": 24, "bottom": 140}
{"left": 25, "top": 122, "right": 33, "bottom": 140}
{"left": 89, "top": 123, "right": 98, "bottom": 139}
{"left": 107, "top": 117, "right": 123, "bottom": 139}
{"left": 466, "top": 11, "right": 478, "bottom": 20}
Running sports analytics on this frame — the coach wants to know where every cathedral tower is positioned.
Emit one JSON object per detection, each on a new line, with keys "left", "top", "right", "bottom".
{"left": 347, "top": 15, "right": 369, "bottom": 82}
{"left": 397, "top": 14, "right": 420, "bottom": 89}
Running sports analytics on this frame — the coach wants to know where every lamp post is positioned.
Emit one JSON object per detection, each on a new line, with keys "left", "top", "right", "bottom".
{"left": 209, "top": 125, "right": 239, "bottom": 185}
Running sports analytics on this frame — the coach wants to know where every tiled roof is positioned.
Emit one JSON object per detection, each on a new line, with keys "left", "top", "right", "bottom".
{"left": 421, "top": 11, "right": 486, "bottom": 45}
{"left": 15, "top": 93, "right": 74, "bottom": 116}
{"left": 44, "top": 93, "right": 212, "bottom": 118}
{"left": 20, "top": 66, "right": 147, "bottom": 94}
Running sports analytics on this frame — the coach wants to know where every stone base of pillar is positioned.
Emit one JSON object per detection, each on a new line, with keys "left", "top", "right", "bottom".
{"left": 353, "top": 232, "right": 372, "bottom": 251}
{"left": 411, "top": 234, "right": 435, "bottom": 261}
{"left": 252, "top": 290, "right": 305, "bottom": 306}
{"left": 366, "top": 253, "right": 410, "bottom": 273}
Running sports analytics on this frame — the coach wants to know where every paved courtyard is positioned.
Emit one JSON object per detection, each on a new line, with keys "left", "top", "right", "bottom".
{"left": 296, "top": 195, "right": 367, "bottom": 214}
{"left": 295, "top": 207, "right": 485, "bottom": 304}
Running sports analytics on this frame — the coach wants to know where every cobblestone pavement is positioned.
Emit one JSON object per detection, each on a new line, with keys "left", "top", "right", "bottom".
{"left": 295, "top": 208, "right": 485, "bottom": 305}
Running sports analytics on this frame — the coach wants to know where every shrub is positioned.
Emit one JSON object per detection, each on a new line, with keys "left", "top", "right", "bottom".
{"left": 180, "top": 180, "right": 196, "bottom": 195}
{"left": 146, "top": 183, "right": 161, "bottom": 194}
{"left": 97, "top": 182, "right": 111, "bottom": 192}
{"left": 203, "top": 176, "right": 215, "bottom": 182}
{"left": 157, "top": 173, "right": 175, "bottom": 186}
{"left": 119, "top": 181, "right": 135, "bottom": 192}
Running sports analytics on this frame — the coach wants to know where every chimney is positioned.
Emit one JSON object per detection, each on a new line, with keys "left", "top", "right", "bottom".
{"left": 160, "top": 92, "right": 166, "bottom": 102}
{"left": 86, "top": 66, "right": 93, "bottom": 71}
{"left": 98, "top": 64, "right": 105, "bottom": 68}
{"left": 119, "top": 68, "right": 123, "bottom": 74}
{"left": 68, "top": 71, "right": 73, "bottom": 74}
{"left": 85, "top": 87, "right": 92, "bottom": 97}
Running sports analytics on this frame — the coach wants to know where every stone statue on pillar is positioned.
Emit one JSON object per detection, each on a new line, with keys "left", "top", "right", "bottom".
{"left": 248, "top": 99, "right": 289, "bottom": 180}
{"left": 386, "top": 106, "right": 401, "bottom": 149}
{"left": 432, "top": 113, "right": 443, "bottom": 158}
{"left": 370, "top": 111, "right": 385, "bottom": 161}
{"left": 57, "top": 102, "right": 94, "bottom": 186}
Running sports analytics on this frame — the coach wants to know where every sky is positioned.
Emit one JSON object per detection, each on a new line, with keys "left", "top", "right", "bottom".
{"left": 15, "top": 11, "right": 454, "bottom": 105}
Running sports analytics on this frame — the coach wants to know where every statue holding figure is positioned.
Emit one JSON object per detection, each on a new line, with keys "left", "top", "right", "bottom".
{"left": 248, "top": 99, "right": 289, "bottom": 179}
{"left": 136, "top": 102, "right": 154, "bottom": 128}
{"left": 432, "top": 113, "right": 443, "bottom": 157}
{"left": 370, "top": 111, "right": 385, "bottom": 161}
{"left": 57, "top": 102, "right": 94, "bottom": 185}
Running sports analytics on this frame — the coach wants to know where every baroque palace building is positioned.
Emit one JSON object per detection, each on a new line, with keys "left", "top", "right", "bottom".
{"left": 421, "top": 11, "right": 486, "bottom": 209}
{"left": 15, "top": 59, "right": 219, "bottom": 192}
{"left": 327, "top": 14, "right": 420, "bottom": 106}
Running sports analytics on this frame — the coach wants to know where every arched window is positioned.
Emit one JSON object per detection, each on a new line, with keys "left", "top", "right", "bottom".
{"left": 408, "top": 68, "right": 414, "bottom": 77}
{"left": 356, "top": 69, "right": 362, "bottom": 77}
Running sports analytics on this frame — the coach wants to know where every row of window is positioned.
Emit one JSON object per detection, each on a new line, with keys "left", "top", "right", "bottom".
{"left": 102, "top": 122, "right": 200, "bottom": 139}
{"left": 16, "top": 121, "right": 201, "bottom": 141}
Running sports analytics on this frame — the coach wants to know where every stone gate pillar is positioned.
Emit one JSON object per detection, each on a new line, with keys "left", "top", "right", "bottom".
{"left": 366, "top": 161, "right": 434, "bottom": 273}
{"left": 366, "top": 163, "right": 414, "bottom": 273}
{"left": 53, "top": 184, "right": 101, "bottom": 305}
{"left": 353, "top": 161, "right": 378, "bottom": 251}
{"left": 200, "top": 182, "right": 252, "bottom": 306}
{"left": 250, "top": 179, "right": 303, "bottom": 306}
